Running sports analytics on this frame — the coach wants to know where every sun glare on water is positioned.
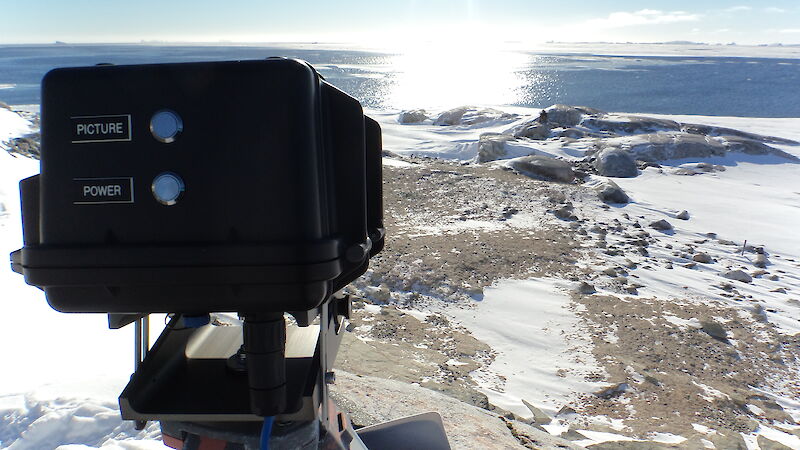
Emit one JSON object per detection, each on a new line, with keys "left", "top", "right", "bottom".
{"left": 385, "top": 43, "right": 532, "bottom": 110}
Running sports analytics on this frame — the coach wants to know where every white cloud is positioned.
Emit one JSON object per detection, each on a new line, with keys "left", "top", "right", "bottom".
{"left": 779, "top": 29, "right": 800, "bottom": 33}
{"left": 765, "top": 7, "right": 786, "bottom": 13}
{"left": 724, "top": 5, "right": 752, "bottom": 12}
{"left": 587, "top": 9, "right": 701, "bottom": 29}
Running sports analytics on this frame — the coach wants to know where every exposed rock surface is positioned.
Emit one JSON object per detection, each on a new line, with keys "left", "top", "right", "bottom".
{"left": 476, "top": 133, "right": 515, "bottom": 162}
{"left": 594, "top": 179, "right": 630, "bottom": 204}
{"left": 512, "top": 120, "right": 551, "bottom": 139}
{"left": 434, "top": 106, "right": 517, "bottom": 126}
{"left": 510, "top": 155, "right": 575, "bottom": 182}
{"left": 429, "top": 104, "right": 800, "bottom": 178}
{"left": 4, "top": 134, "right": 40, "bottom": 159}
{"left": 398, "top": 109, "right": 429, "bottom": 124}
{"left": 330, "top": 371, "right": 581, "bottom": 450}
{"left": 539, "top": 104, "right": 604, "bottom": 128}
{"left": 757, "top": 434, "right": 794, "bottom": 450}
{"left": 586, "top": 441, "right": 676, "bottom": 449}
{"left": 635, "top": 133, "right": 726, "bottom": 161}
{"left": 723, "top": 269, "right": 753, "bottom": 283}
{"left": 682, "top": 122, "right": 800, "bottom": 145}
{"left": 583, "top": 115, "right": 682, "bottom": 134}
{"left": 522, "top": 399, "right": 552, "bottom": 425}
{"left": 594, "top": 148, "right": 638, "bottom": 178}
{"left": 700, "top": 320, "right": 730, "bottom": 342}
{"left": 692, "top": 253, "right": 712, "bottom": 263}
{"left": 649, "top": 219, "right": 673, "bottom": 231}
{"left": 755, "top": 253, "right": 768, "bottom": 268}
{"left": 574, "top": 281, "right": 597, "bottom": 295}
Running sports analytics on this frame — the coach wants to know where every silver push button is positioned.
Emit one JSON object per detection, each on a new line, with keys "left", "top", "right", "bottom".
{"left": 150, "top": 110, "right": 183, "bottom": 143}
{"left": 152, "top": 172, "right": 184, "bottom": 205}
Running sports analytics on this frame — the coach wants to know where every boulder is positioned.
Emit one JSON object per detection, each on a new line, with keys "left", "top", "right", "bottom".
{"left": 398, "top": 109, "right": 429, "bottom": 124}
{"left": 476, "top": 133, "right": 515, "bottom": 162}
{"left": 723, "top": 269, "right": 752, "bottom": 283}
{"left": 693, "top": 253, "right": 712, "bottom": 263}
{"left": 676, "top": 210, "right": 690, "bottom": 220}
{"left": 522, "top": 399, "right": 552, "bottom": 425}
{"left": 594, "top": 148, "right": 638, "bottom": 178}
{"left": 574, "top": 282, "right": 597, "bottom": 295}
{"left": 593, "top": 382, "right": 628, "bottom": 399}
{"left": 510, "top": 155, "right": 575, "bottom": 182}
{"left": 754, "top": 253, "right": 768, "bottom": 268}
{"left": 553, "top": 205, "right": 578, "bottom": 221}
{"left": 594, "top": 180, "right": 630, "bottom": 204}
{"left": 649, "top": 219, "right": 672, "bottom": 231}
{"left": 701, "top": 320, "right": 729, "bottom": 342}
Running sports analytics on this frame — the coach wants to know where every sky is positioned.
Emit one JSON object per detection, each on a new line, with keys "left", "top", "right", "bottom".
{"left": 1, "top": 1, "right": 799, "bottom": 46}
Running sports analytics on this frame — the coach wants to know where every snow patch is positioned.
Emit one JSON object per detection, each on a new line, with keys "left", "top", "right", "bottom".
{"left": 448, "top": 278, "right": 605, "bottom": 418}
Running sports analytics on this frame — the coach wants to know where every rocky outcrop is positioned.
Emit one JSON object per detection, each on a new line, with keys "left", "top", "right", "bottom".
{"left": 539, "top": 104, "right": 604, "bottom": 128}
{"left": 512, "top": 121, "right": 551, "bottom": 140}
{"left": 723, "top": 135, "right": 799, "bottom": 160}
{"left": 617, "top": 133, "right": 727, "bottom": 162}
{"left": 510, "top": 155, "right": 575, "bottom": 182}
{"left": 595, "top": 131, "right": 798, "bottom": 167}
{"left": 4, "top": 134, "right": 40, "bottom": 159}
{"left": 682, "top": 122, "right": 800, "bottom": 145}
{"left": 330, "top": 371, "right": 582, "bottom": 450}
{"left": 434, "top": 106, "right": 518, "bottom": 126}
{"left": 583, "top": 115, "right": 682, "bottom": 134}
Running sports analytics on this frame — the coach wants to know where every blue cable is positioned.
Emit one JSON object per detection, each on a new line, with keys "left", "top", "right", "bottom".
{"left": 260, "top": 416, "right": 274, "bottom": 450}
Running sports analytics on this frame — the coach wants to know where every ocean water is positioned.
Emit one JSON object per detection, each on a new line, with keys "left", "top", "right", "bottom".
{"left": 0, "top": 44, "right": 799, "bottom": 117}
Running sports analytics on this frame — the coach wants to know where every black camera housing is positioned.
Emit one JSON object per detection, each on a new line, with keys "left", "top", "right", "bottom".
{"left": 12, "top": 58, "right": 384, "bottom": 314}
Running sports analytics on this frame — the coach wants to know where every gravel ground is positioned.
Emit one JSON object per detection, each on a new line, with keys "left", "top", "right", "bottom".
{"left": 335, "top": 158, "right": 800, "bottom": 449}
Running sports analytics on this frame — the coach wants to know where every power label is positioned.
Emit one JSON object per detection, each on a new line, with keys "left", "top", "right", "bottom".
{"left": 71, "top": 114, "right": 131, "bottom": 143}
{"left": 73, "top": 177, "right": 134, "bottom": 205}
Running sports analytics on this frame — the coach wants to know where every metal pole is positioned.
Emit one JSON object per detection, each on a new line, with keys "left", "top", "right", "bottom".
{"left": 142, "top": 315, "right": 150, "bottom": 359}
{"left": 319, "top": 303, "right": 330, "bottom": 429}
{"left": 134, "top": 318, "right": 143, "bottom": 370}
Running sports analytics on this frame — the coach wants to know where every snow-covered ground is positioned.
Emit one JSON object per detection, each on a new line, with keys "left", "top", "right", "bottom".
{"left": 370, "top": 106, "right": 800, "bottom": 448}
{"left": 0, "top": 107, "right": 163, "bottom": 449}
{"left": 2, "top": 102, "right": 800, "bottom": 449}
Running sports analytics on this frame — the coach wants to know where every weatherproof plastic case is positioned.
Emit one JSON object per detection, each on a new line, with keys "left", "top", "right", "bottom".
{"left": 12, "top": 58, "right": 384, "bottom": 314}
